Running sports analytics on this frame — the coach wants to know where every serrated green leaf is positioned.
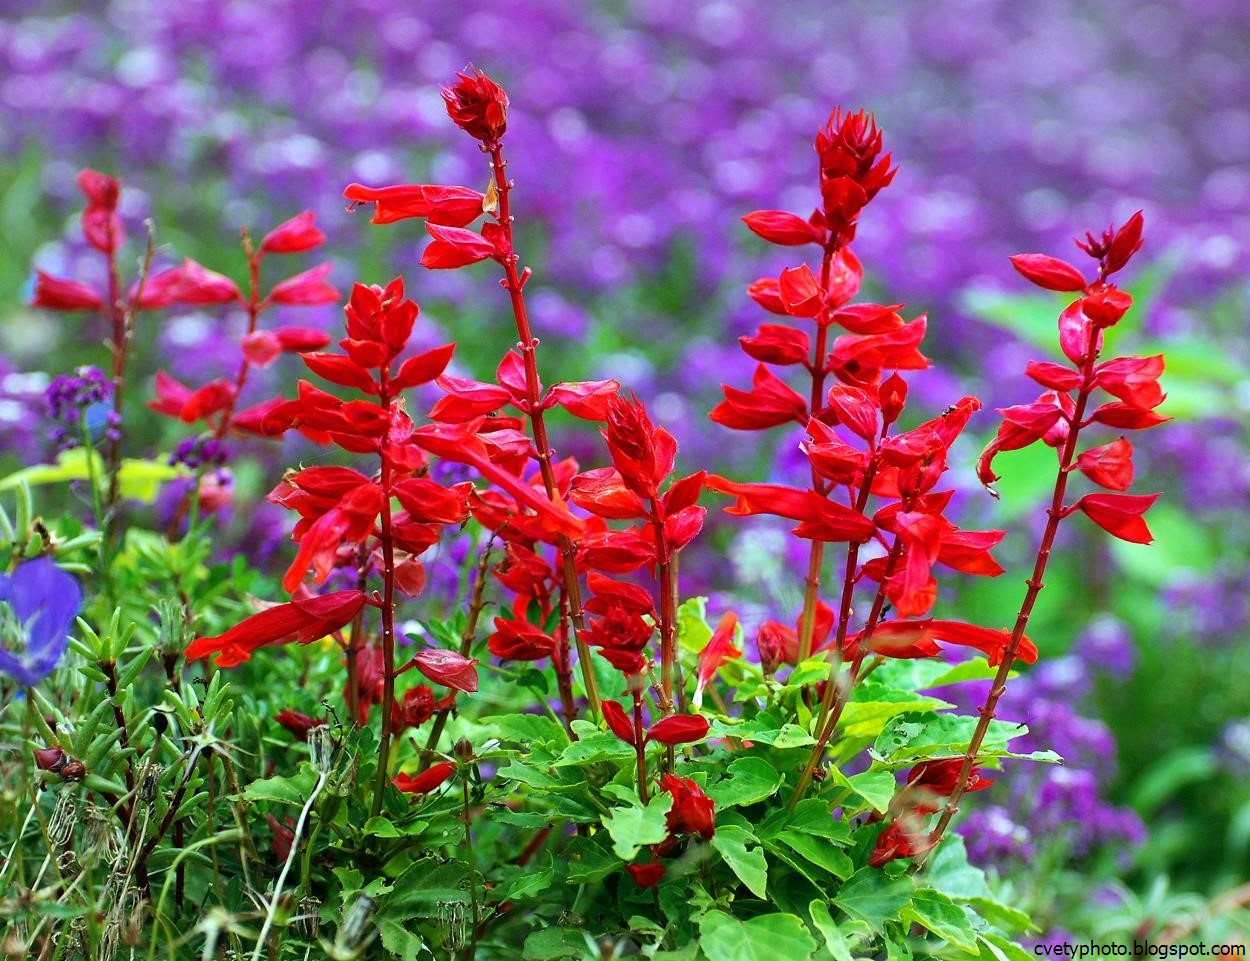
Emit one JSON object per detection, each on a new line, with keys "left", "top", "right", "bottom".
{"left": 501, "top": 851, "right": 555, "bottom": 901}
{"left": 377, "top": 917, "right": 427, "bottom": 961}
{"left": 711, "top": 824, "right": 768, "bottom": 898}
{"left": 707, "top": 756, "right": 784, "bottom": 808}
{"left": 903, "top": 888, "right": 979, "bottom": 953}
{"left": 845, "top": 769, "right": 898, "bottom": 813}
{"left": 554, "top": 731, "right": 635, "bottom": 767}
{"left": 698, "top": 911, "right": 816, "bottom": 961}
{"left": 839, "top": 696, "right": 952, "bottom": 741}
{"left": 378, "top": 858, "right": 469, "bottom": 920}
{"left": 604, "top": 794, "right": 673, "bottom": 860}
{"left": 362, "top": 816, "right": 428, "bottom": 838}
{"left": 565, "top": 837, "right": 622, "bottom": 883}
{"left": 833, "top": 868, "right": 914, "bottom": 928}
{"left": 978, "top": 932, "right": 1034, "bottom": 961}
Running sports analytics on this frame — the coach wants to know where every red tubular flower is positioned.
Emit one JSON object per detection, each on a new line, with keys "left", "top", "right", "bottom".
{"left": 442, "top": 67, "right": 509, "bottom": 142}
{"left": 602, "top": 394, "right": 676, "bottom": 500}
{"left": 907, "top": 759, "right": 993, "bottom": 801}
{"left": 1074, "top": 492, "right": 1159, "bottom": 544}
{"left": 741, "top": 209, "right": 824, "bottom": 247}
{"left": 647, "top": 714, "right": 711, "bottom": 746}
{"left": 185, "top": 590, "right": 367, "bottom": 668}
{"left": 421, "top": 223, "right": 497, "bottom": 269}
{"left": 259, "top": 211, "right": 326, "bottom": 255}
{"left": 1008, "top": 253, "right": 1087, "bottom": 292}
{"left": 694, "top": 612, "right": 741, "bottom": 705}
{"left": 31, "top": 271, "right": 103, "bottom": 311}
{"left": 660, "top": 774, "right": 716, "bottom": 840}
{"left": 344, "top": 183, "right": 486, "bottom": 227}
{"left": 487, "top": 617, "right": 557, "bottom": 661}
{"left": 848, "top": 618, "right": 1037, "bottom": 667}
{"left": 868, "top": 814, "right": 936, "bottom": 867}
{"left": 268, "top": 263, "right": 340, "bottom": 306}
{"left": 602, "top": 699, "right": 637, "bottom": 745}
{"left": 77, "top": 168, "right": 124, "bottom": 254}
{"left": 393, "top": 761, "right": 457, "bottom": 795}
{"left": 412, "top": 649, "right": 479, "bottom": 694}
{"left": 626, "top": 862, "right": 665, "bottom": 888}
{"left": 173, "top": 258, "right": 242, "bottom": 304}
{"left": 709, "top": 363, "right": 808, "bottom": 431}
{"left": 274, "top": 709, "right": 326, "bottom": 741}
{"left": 1075, "top": 437, "right": 1135, "bottom": 490}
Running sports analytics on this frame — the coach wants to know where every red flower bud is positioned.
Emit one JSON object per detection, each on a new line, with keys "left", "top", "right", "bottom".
{"left": 274, "top": 710, "right": 326, "bottom": 741}
{"left": 647, "top": 714, "right": 710, "bottom": 746}
{"left": 626, "top": 862, "right": 664, "bottom": 888}
{"left": 441, "top": 68, "right": 509, "bottom": 143}
{"left": 34, "top": 747, "right": 66, "bottom": 772}
{"left": 393, "top": 761, "right": 457, "bottom": 795}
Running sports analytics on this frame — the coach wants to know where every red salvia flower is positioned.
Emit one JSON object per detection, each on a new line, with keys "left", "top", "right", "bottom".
{"left": 393, "top": 761, "right": 457, "bottom": 796}
{"left": 259, "top": 210, "right": 326, "bottom": 255}
{"left": 186, "top": 590, "right": 368, "bottom": 668}
{"left": 442, "top": 67, "right": 509, "bottom": 143}
{"left": 694, "top": 612, "right": 742, "bottom": 707}
{"left": 659, "top": 774, "right": 716, "bottom": 841}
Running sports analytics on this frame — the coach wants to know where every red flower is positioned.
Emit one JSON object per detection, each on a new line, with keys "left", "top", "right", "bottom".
{"left": 647, "top": 714, "right": 710, "bottom": 746}
{"left": 626, "top": 862, "right": 664, "bottom": 888}
{"left": 31, "top": 271, "right": 103, "bottom": 311}
{"left": 694, "top": 612, "right": 741, "bottom": 706}
{"left": 412, "top": 649, "right": 479, "bottom": 694}
{"left": 709, "top": 363, "right": 808, "bottom": 431}
{"left": 848, "top": 618, "right": 1037, "bottom": 667}
{"left": 487, "top": 617, "right": 557, "bottom": 661}
{"left": 1074, "top": 492, "right": 1159, "bottom": 544}
{"left": 274, "top": 709, "right": 326, "bottom": 741}
{"left": 442, "top": 68, "right": 509, "bottom": 142}
{"left": 868, "top": 814, "right": 936, "bottom": 866}
{"left": 393, "top": 761, "right": 457, "bottom": 795}
{"left": 391, "top": 684, "right": 457, "bottom": 732}
{"left": 660, "top": 774, "right": 716, "bottom": 841}
{"left": 267, "top": 263, "right": 340, "bottom": 306}
{"left": 602, "top": 394, "right": 676, "bottom": 500}
{"left": 185, "top": 590, "right": 367, "bottom": 668}
{"left": 421, "top": 223, "right": 497, "bottom": 269}
{"left": 344, "top": 183, "right": 486, "bottom": 227}
{"left": 77, "top": 168, "right": 124, "bottom": 254}
{"left": 1075, "top": 437, "right": 1135, "bottom": 491}
{"left": 1008, "top": 253, "right": 1087, "bottom": 292}
{"left": 601, "top": 699, "right": 637, "bottom": 745}
{"left": 259, "top": 211, "right": 326, "bottom": 255}
{"left": 266, "top": 813, "right": 297, "bottom": 864}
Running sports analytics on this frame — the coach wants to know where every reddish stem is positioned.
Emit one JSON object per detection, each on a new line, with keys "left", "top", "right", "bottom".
{"left": 370, "top": 367, "right": 400, "bottom": 817}
{"left": 485, "top": 142, "right": 600, "bottom": 723}
{"left": 919, "top": 319, "right": 1103, "bottom": 861}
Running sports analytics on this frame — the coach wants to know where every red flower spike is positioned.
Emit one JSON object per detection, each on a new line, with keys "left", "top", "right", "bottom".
{"left": 260, "top": 211, "right": 326, "bottom": 255}
{"left": 647, "top": 713, "right": 711, "bottom": 746}
{"left": 601, "top": 699, "right": 637, "bottom": 745}
{"left": 186, "top": 590, "right": 367, "bottom": 668}
{"left": 626, "top": 862, "right": 664, "bottom": 888}
{"left": 268, "top": 263, "right": 340, "bottom": 306}
{"left": 393, "top": 761, "right": 457, "bottom": 796}
{"left": 741, "top": 209, "right": 823, "bottom": 247}
{"left": 1008, "top": 253, "right": 1087, "bottom": 292}
{"left": 31, "top": 271, "right": 103, "bottom": 311}
{"left": 413, "top": 649, "right": 479, "bottom": 693}
{"left": 603, "top": 395, "right": 676, "bottom": 501}
{"left": 660, "top": 774, "right": 716, "bottom": 840}
{"left": 710, "top": 363, "right": 808, "bottom": 431}
{"left": 1075, "top": 437, "right": 1135, "bottom": 491}
{"left": 1075, "top": 492, "right": 1159, "bottom": 544}
{"left": 442, "top": 68, "right": 509, "bottom": 143}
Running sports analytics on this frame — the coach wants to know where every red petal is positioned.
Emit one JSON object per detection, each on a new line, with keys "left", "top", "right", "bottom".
{"left": 414, "top": 649, "right": 479, "bottom": 693}
{"left": 421, "top": 223, "right": 495, "bottom": 269}
{"left": 646, "top": 713, "right": 710, "bottom": 745}
{"left": 268, "top": 263, "right": 340, "bottom": 306}
{"left": 392, "top": 343, "right": 456, "bottom": 390}
{"left": 31, "top": 271, "right": 103, "bottom": 311}
{"left": 601, "top": 699, "right": 636, "bottom": 745}
{"left": 393, "top": 761, "right": 457, "bottom": 795}
{"left": 1076, "top": 492, "right": 1159, "bottom": 544}
{"left": 741, "top": 209, "right": 823, "bottom": 246}
{"left": 1075, "top": 437, "right": 1134, "bottom": 491}
{"left": 260, "top": 211, "right": 325, "bottom": 255}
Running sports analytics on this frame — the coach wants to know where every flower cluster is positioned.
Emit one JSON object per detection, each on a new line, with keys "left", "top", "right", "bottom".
{"left": 45, "top": 365, "right": 121, "bottom": 451}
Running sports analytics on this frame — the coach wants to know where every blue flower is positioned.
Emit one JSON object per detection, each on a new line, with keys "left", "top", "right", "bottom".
{"left": 0, "top": 557, "right": 82, "bottom": 686}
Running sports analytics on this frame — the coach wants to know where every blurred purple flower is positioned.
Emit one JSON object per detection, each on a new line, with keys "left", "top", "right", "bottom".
{"left": 0, "top": 557, "right": 82, "bottom": 686}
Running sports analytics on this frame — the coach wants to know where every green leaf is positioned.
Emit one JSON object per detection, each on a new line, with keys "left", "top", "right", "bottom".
{"left": 677, "top": 596, "right": 713, "bottom": 653}
{"left": 843, "top": 769, "right": 898, "bottom": 814}
{"left": 603, "top": 794, "right": 673, "bottom": 861}
{"left": 240, "top": 764, "right": 318, "bottom": 806}
{"left": 378, "top": 917, "right": 428, "bottom": 961}
{"left": 770, "top": 831, "right": 852, "bottom": 880}
{"left": 522, "top": 927, "right": 591, "bottom": 960}
{"left": 378, "top": 858, "right": 469, "bottom": 920}
{"left": 783, "top": 799, "right": 852, "bottom": 843}
{"left": 554, "top": 731, "right": 635, "bottom": 766}
{"left": 833, "top": 867, "right": 914, "bottom": 928}
{"left": 903, "top": 888, "right": 979, "bottom": 953}
{"left": 117, "top": 457, "right": 184, "bottom": 503}
{"left": 872, "top": 713, "right": 1047, "bottom": 765}
{"left": 808, "top": 900, "right": 854, "bottom": 961}
{"left": 707, "top": 756, "right": 784, "bottom": 808}
{"left": 924, "top": 837, "right": 1035, "bottom": 932}
{"left": 698, "top": 911, "right": 816, "bottom": 961}
{"left": 361, "top": 816, "right": 428, "bottom": 839}
{"left": 978, "top": 932, "right": 1035, "bottom": 961}
{"left": 500, "top": 852, "right": 555, "bottom": 901}
{"left": 711, "top": 825, "right": 768, "bottom": 898}
{"left": 838, "top": 696, "right": 952, "bottom": 741}
{"left": 564, "top": 837, "right": 622, "bottom": 883}
{"left": 483, "top": 712, "right": 568, "bottom": 746}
